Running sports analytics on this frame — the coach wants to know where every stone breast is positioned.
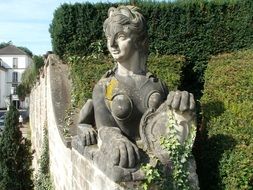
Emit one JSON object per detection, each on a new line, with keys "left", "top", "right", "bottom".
{"left": 111, "top": 94, "right": 133, "bottom": 120}
{"left": 104, "top": 75, "right": 167, "bottom": 122}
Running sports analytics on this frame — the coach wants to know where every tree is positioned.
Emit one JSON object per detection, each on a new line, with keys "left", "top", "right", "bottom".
{"left": 0, "top": 41, "right": 12, "bottom": 49}
{"left": 0, "top": 105, "right": 34, "bottom": 190}
{"left": 18, "top": 55, "right": 44, "bottom": 96}
{"left": 16, "top": 83, "right": 28, "bottom": 101}
{"left": 33, "top": 55, "right": 44, "bottom": 74}
{"left": 18, "top": 46, "right": 33, "bottom": 57}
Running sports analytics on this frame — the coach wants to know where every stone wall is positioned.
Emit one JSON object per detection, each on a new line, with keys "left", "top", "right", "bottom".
{"left": 72, "top": 149, "right": 126, "bottom": 190}
{"left": 30, "top": 54, "right": 127, "bottom": 190}
{"left": 30, "top": 64, "right": 47, "bottom": 172}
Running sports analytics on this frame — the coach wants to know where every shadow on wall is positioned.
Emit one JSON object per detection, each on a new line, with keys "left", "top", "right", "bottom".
{"left": 201, "top": 100, "right": 226, "bottom": 125}
{"left": 198, "top": 134, "right": 236, "bottom": 190}
{"left": 195, "top": 100, "right": 236, "bottom": 190}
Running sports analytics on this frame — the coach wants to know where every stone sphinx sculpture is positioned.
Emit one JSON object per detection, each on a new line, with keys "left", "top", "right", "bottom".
{"left": 72, "top": 5, "right": 198, "bottom": 188}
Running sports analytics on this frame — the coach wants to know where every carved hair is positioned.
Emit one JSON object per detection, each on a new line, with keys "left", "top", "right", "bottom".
{"left": 103, "top": 6, "right": 148, "bottom": 62}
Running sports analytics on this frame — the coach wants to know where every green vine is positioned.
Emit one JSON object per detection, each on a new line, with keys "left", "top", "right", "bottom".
{"left": 160, "top": 110, "right": 196, "bottom": 190}
{"left": 141, "top": 109, "right": 197, "bottom": 190}
{"left": 63, "top": 105, "right": 76, "bottom": 138}
{"left": 35, "top": 126, "right": 54, "bottom": 190}
{"left": 141, "top": 162, "right": 161, "bottom": 190}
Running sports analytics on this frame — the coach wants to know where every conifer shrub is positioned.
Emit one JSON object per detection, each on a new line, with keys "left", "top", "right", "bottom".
{"left": 0, "top": 105, "right": 34, "bottom": 190}
{"left": 199, "top": 49, "right": 253, "bottom": 190}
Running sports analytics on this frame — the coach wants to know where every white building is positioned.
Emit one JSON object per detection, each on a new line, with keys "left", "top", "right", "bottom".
{"left": 0, "top": 45, "right": 32, "bottom": 109}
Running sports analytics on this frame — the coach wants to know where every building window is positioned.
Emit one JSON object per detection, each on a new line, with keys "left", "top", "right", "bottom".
{"left": 12, "top": 84, "right": 18, "bottom": 95}
{"left": 12, "top": 72, "right": 18, "bottom": 83}
{"left": 13, "top": 58, "right": 18, "bottom": 68}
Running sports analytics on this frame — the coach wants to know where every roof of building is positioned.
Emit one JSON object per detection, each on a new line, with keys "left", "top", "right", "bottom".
{"left": 0, "top": 45, "right": 28, "bottom": 56}
{"left": 0, "top": 66, "right": 7, "bottom": 71}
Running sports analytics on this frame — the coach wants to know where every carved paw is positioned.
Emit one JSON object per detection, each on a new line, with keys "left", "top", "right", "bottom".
{"left": 110, "top": 138, "right": 140, "bottom": 168}
{"left": 166, "top": 90, "right": 195, "bottom": 112}
{"left": 78, "top": 124, "right": 97, "bottom": 146}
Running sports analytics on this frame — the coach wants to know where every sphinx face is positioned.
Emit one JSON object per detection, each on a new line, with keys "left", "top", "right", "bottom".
{"left": 106, "top": 24, "right": 135, "bottom": 63}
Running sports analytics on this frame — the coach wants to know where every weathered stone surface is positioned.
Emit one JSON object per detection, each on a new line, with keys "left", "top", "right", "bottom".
{"left": 72, "top": 149, "right": 125, "bottom": 190}
{"left": 31, "top": 54, "right": 130, "bottom": 190}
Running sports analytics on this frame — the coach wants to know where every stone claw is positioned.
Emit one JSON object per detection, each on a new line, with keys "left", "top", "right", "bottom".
{"left": 111, "top": 139, "right": 139, "bottom": 168}
{"left": 78, "top": 124, "right": 97, "bottom": 146}
{"left": 167, "top": 90, "right": 195, "bottom": 112}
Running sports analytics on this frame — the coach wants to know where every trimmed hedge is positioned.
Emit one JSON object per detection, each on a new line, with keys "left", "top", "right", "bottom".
{"left": 67, "top": 54, "right": 185, "bottom": 109}
{"left": 147, "top": 54, "right": 184, "bottom": 91}
{"left": 67, "top": 55, "right": 114, "bottom": 108}
{"left": 49, "top": 0, "right": 253, "bottom": 86}
{"left": 199, "top": 49, "right": 253, "bottom": 190}
{"left": 49, "top": 3, "right": 112, "bottom": 58}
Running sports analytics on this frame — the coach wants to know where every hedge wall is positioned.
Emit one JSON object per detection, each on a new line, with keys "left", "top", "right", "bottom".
{"left": 67, "top": 54, "right": 185, "bottom": 109}
{"left": 49, "top": 0, "right": 253, "bottom": 87}
{"left": 199, "top": 49, "right": 253, "bottom": 190}
{"left": 67, "top": 55, "right": 114, "bottom": 108}
{"left": 49, "top": 3, "right": 111, "bottom": 58}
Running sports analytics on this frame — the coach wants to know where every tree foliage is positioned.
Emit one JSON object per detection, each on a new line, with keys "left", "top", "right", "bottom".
{"left": 0, "top": 105, "right": 34, "bottom": 190}
{"left": 17, "top": 55, "right": 44, "bottom": 97}
{"left": 0, "top": 42, "right": 12, "bottom": 49}
{"left": 33, "top": 55, "right": 44, "bottom": 73}
{"left": 18, "top": 46, "right": 33, "bottom": 57}
{"left": 16, "top": 83, "right": 28, "bottom": 101}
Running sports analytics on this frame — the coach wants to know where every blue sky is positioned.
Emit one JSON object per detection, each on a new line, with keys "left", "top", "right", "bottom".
{"left": 0, "top": 0, "right": 123, "bottom": 56}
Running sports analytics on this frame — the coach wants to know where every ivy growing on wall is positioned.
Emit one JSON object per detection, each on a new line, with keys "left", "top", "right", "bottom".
{"left": 141, "top": 109, "right": 197, "bottom": 190}
{"left": 34, "top": 126, "right": 54, "bottom": 190}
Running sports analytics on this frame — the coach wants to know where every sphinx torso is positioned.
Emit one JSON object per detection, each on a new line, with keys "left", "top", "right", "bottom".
{"left": 99, "top": 72, "right": 168, "bottom": 140}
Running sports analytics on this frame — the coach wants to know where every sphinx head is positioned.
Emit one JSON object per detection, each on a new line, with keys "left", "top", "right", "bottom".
{"left": 103, "top": 6, "right": 148, "bottom": 65}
